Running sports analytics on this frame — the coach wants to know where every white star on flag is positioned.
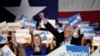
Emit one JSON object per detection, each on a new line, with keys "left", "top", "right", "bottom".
{"left": 4, "top": 0, "right": 46, "bottom": 21}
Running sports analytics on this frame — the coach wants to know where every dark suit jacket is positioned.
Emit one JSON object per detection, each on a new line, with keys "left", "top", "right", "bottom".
{"left": 44, "top": 22, "right": 82, "bottom": 47}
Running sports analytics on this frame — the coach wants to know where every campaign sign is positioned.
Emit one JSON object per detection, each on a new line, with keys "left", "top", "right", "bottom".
{"left": 0, "top": 35, "right": 4, "bottom": 43}
{"left": 0, "top": 21, "right": 6, "bottom": 29}
{"left": 39, "top": 32, "right": 47, "bottom": 41}
{"left": 91, "top": 48, "right": 100, "bottom": 56}
{"left": 15, "top": 29, "right": 31, "bottom": 43}
{"left": 17, "top": 15, "right": 29, "bottom": 21}
{"left": 40, "top": 19, "right": 56, "bottom": 28}
{"left": 7, "top": 22, "right": 21, "bottom": 31}
{"left": 91, "top": 22, "right": 99, "bottom": 26}
{"left": 57, "top": 27, "right": 64, "bottom": 33}
{"left": 15, "top": 33, "right": 31, "bottom": 43}
{"left": 78, "top": 22, "right": 89, "bottom": 29}
{"left": 58, "top": 18, "right": 69, "bottom": 24}
{"left": 15, "top": 15, "right": 30, "bottom": 26}
{"left": 47, "top": 45, "right": 90, "bottom": 56}
{"left": 95, "top": 31, "right": 100, "bottom": 35}
{"left": 23, "top": 19, "right": 37, "bottom": 29}
{"left": 67, "top": 46, "right": 90, "bottom": 56}
{"left": 80, "top": 26, "right": 94, "bottom": 34}
{"left": 68, "top": 14, "right": 82, "bottom": 27}
{"left": 15, "top": 29, "right": 29, "bottom": 33}
{"left": 83, "top": 31, "right": 96, "bottom": 39}
{"left": 1, "top": 45, "right": 15, "bottom": 56}
{"left": 47, "top": 45, "right": 67, "bottom": 56}
{"left": 34, "top": 30, "right": 54, "bottom": 43}
{"left": 79, "top": 21, "right": 89, "bottom": 24}
{"left": 93, "top": 37, "right": 100, "bottom": 46}
{"left": 0, "top": 35, "right": 7, "bottom": 44}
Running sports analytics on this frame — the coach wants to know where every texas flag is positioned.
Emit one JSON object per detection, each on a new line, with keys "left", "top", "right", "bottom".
{"left": 0, "top": 0, "right": 100, "bottom": 24}
{"left": 0, "top": 0, "right": 58, "bottom": 22}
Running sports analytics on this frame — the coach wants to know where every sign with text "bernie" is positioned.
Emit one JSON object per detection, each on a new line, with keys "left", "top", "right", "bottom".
{"left": 47, "top": 45, "right": 90, "bottom": 56}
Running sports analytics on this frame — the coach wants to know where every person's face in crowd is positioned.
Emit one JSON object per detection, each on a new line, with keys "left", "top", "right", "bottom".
{"left": 64, "top": 26, "right": 73, "bottom": 39}
{"left": 33, "top": 35, "right": 41, "bottom": 47}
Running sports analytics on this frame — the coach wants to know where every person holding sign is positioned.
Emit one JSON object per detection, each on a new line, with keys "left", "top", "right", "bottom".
{"left": 39, "top": 12, "right": 82, "bottom": 47}
{"left": 24, "top": 34, "right": 48, "bottom": 56}
{"left": 12, "top": 34, "right": 48, "bottom": 56}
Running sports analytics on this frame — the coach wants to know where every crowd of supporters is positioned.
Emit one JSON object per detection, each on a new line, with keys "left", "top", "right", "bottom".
{"left": 0, "top": 12, "right": 100, "bottom": 56}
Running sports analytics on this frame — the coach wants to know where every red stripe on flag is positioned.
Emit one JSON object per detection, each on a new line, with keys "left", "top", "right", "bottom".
{"left": 58, "top": 10, "right": 100, "bottom": 23}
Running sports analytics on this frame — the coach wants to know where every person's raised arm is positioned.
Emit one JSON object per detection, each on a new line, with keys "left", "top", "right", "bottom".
{"left": 39, "top": 12, "right": 63, "bottom": 46}
{"left": 39, "top": 12, "right": 60, "bottom": 37}
{"left": 39, "top": 12, "right": 47, "bottom": 24}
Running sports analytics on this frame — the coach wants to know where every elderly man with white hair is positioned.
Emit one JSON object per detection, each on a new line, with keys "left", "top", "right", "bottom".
{"left": 39, "top": 12, "right": 82, "bottom": 48}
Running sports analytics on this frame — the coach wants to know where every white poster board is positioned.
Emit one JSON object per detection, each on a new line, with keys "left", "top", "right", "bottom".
{"left": 40, "top": 19, "right": 56, "bottom": 28}
{"left": 15, "top": 29, "right": 29, "bottom": 33}
{"left": 7, "top": 22, "right": 21, "bottom": 31}
{"left": 91, "top": 48, "right": 100, "bottom": 56}
{"left": 93, "top": 37, "right": 100, "bottom": 46}
{"left": 1, "top": 45, "right": 15, "bottom": 56}
{"left": 15, "top": 29, "right": 31, "bottom": 43}
{"left": 0, "top": 21, "right": 6, "bottom": 29}
{"left": 34, "top": 30, "right": 53, "bottom": 43}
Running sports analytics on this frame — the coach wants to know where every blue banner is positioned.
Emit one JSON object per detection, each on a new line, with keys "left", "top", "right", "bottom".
{"left": 23, "top": 19, "right": 37, "bottom": 29}
{"left": 57, "top": 27, "right": 64, "bottom": 33}
{"left": 39, "top": 32, "right": 47, "bottom": 41}
{"left": 47, "top": 45, "right": 90, "bottom": 56}
{"left": 58, "top": 18, "right": 69, "bottom": 24}
{"left": 0, "top": 35, "right": 4, "bottom": 42}
{"left": 67, "top": 46, "right": 90, "bottom": 56}
{"left": 83, "top": 31, "right": 96, "bottom": 39}
{"left": 80, "top": 26, "right": 94, "bottom": 34}
{"left": 68, "top": 14, "right": 82, "bottom": 27}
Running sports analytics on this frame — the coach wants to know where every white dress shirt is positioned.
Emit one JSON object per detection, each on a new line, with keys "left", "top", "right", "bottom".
{"left": 60, "top": 37, "right": 72, "bottom": 46}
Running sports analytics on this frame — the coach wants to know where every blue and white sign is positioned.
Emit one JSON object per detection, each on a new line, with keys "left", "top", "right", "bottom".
{"left": 1, "top": 45, "right": 15, "bottom": 56}
{"left": 68, "top": 14, "right": 82, "bottom": 27}
{"left": 91, "top": 22, "right": 99, "bottom": 26}
{"left": 80, "top": 26, "right": 94, "bottom": 34}
{"left": 23, "top": 19, "right": 37, "bottom": 29}
{"left": 0, "top": 35, "right": 4, "bottom": 43}
{"left": 18, "top": 15, "right": 29, "bottom": 21}
{"left": 78, "top": 21, "right": 89, "bottom": 29}
{"left": 0, "top": 35, "right": 7, "bottom": 44}
{"left": 58, "top": 18, "right": 69, "bottom": 24}
{"left": 47, "top": 45, "right": 90, "bottom": 56}
{"left": 57, "top": 27, "right": 64, "bottom": 33}
{"left": 67, "top": 46, "right": 90, "bottom": 56}
{"left": 34, "top": 30, "right": 54, "bottom": 43}
{"left": 39, "top": 32, "right": 47, "bottom": 41}
{"left": 83, "top": 31, "right": 96, "bottom": 39}
{"left": 95, "top": 31, "right": 100, "bottom": 35}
